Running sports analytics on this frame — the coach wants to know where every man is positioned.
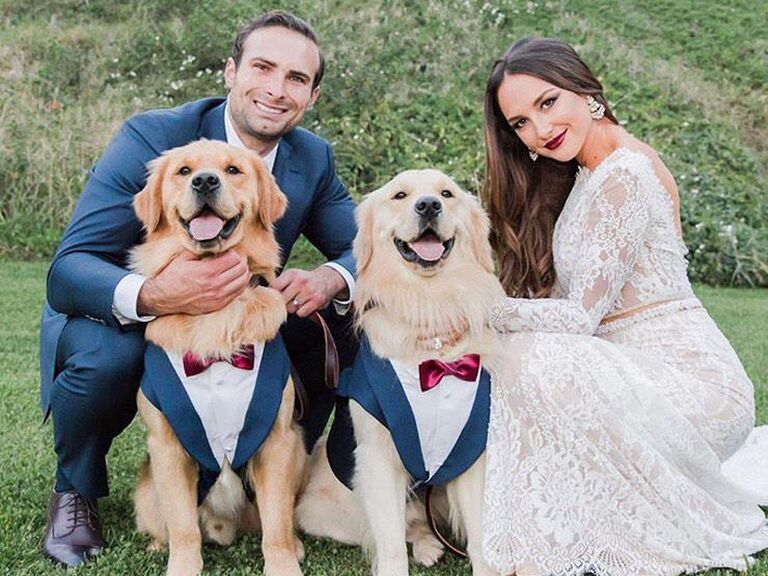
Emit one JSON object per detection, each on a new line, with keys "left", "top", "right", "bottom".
{"left": 38, "top": 11, "right": 357, "bottom": 567}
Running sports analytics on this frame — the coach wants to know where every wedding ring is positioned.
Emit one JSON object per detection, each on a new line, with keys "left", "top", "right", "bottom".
{"left": 292, "top": 298, "right": 300, "bottom": 308}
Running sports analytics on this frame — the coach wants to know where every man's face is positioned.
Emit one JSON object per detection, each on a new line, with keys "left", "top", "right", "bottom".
{"left": 225, "top": 26, "right": 321, "bottom": 150}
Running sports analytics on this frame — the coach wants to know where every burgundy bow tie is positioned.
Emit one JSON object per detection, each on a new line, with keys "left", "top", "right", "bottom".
{"left": 182, "top": 345, "right": 256, "bottom": 377}
{"left": 418, "top": 354, "right": 480, "bottom": 392}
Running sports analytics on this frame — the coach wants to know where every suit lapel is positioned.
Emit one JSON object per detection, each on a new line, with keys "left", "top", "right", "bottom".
{"left": 232, "top": 335, "right": 291, "bottom": 469}
{"left": 199, "top": 101, "right": 227, "bottom": 142}
{"left": 270, "top": 135, "right": 308, "bottom": 263}
{"left": 428, "top": 368, "right": 490, "bottom": 484}
{"left": 360, "top": 339, "right": 429, "bottom": 482}
{"left": 273, "top": 136, "right": 302, "bottom": 188}
{"left": 140, "top": 343, "right": 220, "bottom": 474}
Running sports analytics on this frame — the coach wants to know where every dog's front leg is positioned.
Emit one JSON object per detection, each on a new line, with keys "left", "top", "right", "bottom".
{"left": 405, "top": 495, "right": 445, "bottom": 567}
{"left": 351, "top": 402, "right": 410, "bottom": 576}
{"left": 448, "top": 454, "right": 498, "bottom": 576}
{"left": 138, "top": 392, "right": 203, "bottom": 576}
{"left": 249, "top": 381, "right": 305, "bottom": 576}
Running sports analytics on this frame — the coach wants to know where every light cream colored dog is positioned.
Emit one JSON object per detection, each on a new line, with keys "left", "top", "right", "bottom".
{"left": 296, "top": 169, "right": 504, "bottom": 575}
{"left": 129, "top": 140, "right": 305, "bottom": 576}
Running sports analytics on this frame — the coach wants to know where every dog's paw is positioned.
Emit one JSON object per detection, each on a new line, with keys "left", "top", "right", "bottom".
{"left": 294, "top": 535, "right": 306, "bottom": 563}
{"left": 263, "top": 552, "right": 303, "bottom": 576}
{"left": 147, "top": 539, "right": 166, "bottom": 552}
{"left": 411, "top": 532, "right": 445, "bottom": 567}
{"left": 166, "top": 551, "right": 203, "bottom": 576}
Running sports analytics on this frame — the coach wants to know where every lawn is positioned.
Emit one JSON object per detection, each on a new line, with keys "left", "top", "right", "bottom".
{"left": 0, "top": 260, "right": 766, "bottom": 575}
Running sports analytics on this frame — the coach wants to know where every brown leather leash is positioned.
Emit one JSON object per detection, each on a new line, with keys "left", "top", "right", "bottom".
{"left": 308, "top": 310, "right": 340, "bottom": 391}
{"left": 251, "top": 275, "right": 340, "bottom": 422}
{"left": 425, "top": 485, "right": 468, "bottom": 559}
{"left": 291, "top": 366, "right": 309, "bottom": 423}
{"left": 290, "top": 310, "right": 340, "bottom": 423}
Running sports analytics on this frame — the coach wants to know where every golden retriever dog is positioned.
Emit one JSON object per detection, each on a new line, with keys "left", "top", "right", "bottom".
{"left": 129, "top": 140, "right": 306, "bottom": 576}
{"left": 296, "top": 169, "right": 505, "bottom": 575}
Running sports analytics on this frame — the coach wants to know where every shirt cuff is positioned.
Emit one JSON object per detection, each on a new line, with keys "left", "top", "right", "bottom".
{"left": 321, "top": 262, "right": 355, "bottom": 316}
{"left": 112, "top": 273, "right": 157, "bottom": 325}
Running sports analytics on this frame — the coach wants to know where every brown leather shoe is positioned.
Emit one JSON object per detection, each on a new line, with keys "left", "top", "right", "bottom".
{"left": 42, "top": 490, "right": 104, "bottom": 567}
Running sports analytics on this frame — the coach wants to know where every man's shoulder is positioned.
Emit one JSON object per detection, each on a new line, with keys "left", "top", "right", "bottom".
{"left": 127, "top": 97, "right": 225, "bottom": 127}
{"left": 124, "top": 97, "right": 226, "bottom": 147}
{"left": 283, "top": 126, "right": 333, "bottom": 156}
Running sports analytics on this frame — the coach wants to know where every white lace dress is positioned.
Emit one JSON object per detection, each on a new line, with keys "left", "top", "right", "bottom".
{"left": 483, "top": 148, "right": 768, "bottom": 576}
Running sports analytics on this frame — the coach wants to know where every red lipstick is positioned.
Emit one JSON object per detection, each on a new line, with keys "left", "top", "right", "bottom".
{"left": 544, "top": 130, "right": 567, "bottom": 151}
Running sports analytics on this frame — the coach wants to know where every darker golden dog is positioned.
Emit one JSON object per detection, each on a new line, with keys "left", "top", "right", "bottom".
{"left": 130, "top": 139, "right": 306, "bottom": 576}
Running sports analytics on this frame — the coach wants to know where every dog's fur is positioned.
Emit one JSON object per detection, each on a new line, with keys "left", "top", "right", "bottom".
{"left": 296, "top": 169, "right": 505, "bottom": 575}
{"left": 130, "top": 140, "right": 306, "bottom": 576}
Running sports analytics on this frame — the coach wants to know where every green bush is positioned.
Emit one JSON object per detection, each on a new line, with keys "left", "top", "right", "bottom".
{"left": 0, "top": 0, "right": 766, "bottom": 285}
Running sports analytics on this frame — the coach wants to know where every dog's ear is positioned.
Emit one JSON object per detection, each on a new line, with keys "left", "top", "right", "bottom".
{"left": 352, "top": 192, "right": 376, "bottom": 275}
{"left": 467, "top": 195, "right": 495, "bottom": 273}
{"left": 253, "top": 158, "right": 287, "bottom": 229}
{"left": 133, "top": 156, "right": 166, "bottom": 233}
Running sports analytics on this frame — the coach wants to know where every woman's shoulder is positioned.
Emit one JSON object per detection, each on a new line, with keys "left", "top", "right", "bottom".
{"left": 591, "top": 144, "right": 653, "bottom": 179}
{"left": 591, "top": 143, "right": 679, "bottom": 203}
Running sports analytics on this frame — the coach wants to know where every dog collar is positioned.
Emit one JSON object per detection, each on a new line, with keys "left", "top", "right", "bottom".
{"left": 249, "top": 274, "right": 270, "bottom": 288}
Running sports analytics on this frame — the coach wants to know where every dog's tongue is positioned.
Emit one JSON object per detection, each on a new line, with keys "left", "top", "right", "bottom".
{"left": 189, "top": 214, "right": 225, "bottom": 241}
{"left": 410, "top": 236, "right": 445, "bottom": 261}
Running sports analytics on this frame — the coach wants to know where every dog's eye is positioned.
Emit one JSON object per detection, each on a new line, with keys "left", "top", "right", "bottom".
{"left": 393, "top": 191, "right": 407, "bottom": 200}
{"left": 178, "top": 166, "right": 191, "bottom": 176}
{"left": 226, "top": 165, "right": 241, "bottom": 175}
{"left": 441, "top": 189, "right": 454, "bottom": 198}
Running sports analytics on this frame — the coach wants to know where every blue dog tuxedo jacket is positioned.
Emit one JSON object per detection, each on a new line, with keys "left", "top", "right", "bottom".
{"left": 140, "top": 334, "right": 291, "bottom": 503}
{"left": 328, "top": 335, "right": 490, "bottom": 489}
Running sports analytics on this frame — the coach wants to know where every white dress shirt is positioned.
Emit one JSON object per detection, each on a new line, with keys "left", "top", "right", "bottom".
{"left": 112, "top": 99, "right": 354, "bottom": 323}
{"left": 166, "top": 343, "right": 266, "bottom": 467}
{"left": 390, "top": 359, "right": 481, "bottom": 481}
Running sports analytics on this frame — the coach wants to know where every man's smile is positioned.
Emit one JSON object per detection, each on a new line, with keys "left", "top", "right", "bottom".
{"left": 253, "top": 99, "right": 289, "bottom": 115}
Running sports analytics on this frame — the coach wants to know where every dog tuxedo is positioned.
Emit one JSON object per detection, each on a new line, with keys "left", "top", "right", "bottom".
{"left": 140, "top": 335, "right": 291, "bottom": 503}
{"left": 328, "top": 335, "right": 490, "bottom": 489}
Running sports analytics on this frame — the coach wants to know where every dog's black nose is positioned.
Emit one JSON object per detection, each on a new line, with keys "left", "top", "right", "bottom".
{"left": 191, "top": 172, "right": 221, "bottom": 196}
{"left": 414, "top": 196, "right": 442, "bottom": 219}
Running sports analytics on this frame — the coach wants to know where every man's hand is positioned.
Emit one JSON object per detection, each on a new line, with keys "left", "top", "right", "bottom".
{"left": 273, "top": 266, "right": 348, "bottom": 318}
{"left": 137, "top": 250, "right": 250, "bottom": 317}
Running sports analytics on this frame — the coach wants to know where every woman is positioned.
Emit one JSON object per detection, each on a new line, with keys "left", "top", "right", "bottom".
{"left": 481, "top": 37, "right": 768, "bottom": 576}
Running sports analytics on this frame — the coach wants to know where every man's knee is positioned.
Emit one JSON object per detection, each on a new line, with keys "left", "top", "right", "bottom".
{"left": 55, "top": 318, "right": 145, "bottom": 398}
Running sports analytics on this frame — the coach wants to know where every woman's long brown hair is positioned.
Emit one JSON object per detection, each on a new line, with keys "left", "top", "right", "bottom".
{"left": 482, "top": 37, "right": 618, "bottom": 297}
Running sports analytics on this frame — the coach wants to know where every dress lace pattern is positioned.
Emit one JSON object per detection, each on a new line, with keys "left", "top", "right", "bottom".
{"left": 483, "top": 148, "right": 768, "bottom": 576}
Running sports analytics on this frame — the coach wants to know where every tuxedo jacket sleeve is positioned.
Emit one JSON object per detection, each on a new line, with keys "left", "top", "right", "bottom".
{"left": 300, "top": 142, "right": 356, "bottom": 274}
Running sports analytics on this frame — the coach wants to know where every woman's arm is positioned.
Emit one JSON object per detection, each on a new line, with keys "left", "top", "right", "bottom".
{"left": 491, "top": 165, "right": 650, "bottom": 335}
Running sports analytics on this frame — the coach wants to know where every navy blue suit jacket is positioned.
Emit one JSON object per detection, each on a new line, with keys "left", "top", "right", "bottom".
{"left": 328, "top": 335, "right": 490, "bottom": 489}
{"left": 40, "top": 97, "right": 357, "bottom": 414}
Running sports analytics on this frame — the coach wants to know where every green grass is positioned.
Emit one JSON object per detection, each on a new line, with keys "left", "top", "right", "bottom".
{"left": 0, "top": 260, "right": 766, "bottom": 574}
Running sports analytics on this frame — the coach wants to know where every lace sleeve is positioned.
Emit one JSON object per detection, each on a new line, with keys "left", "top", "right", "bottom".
{"left": 490, "top": 165, "right": 650, "bottom": 335}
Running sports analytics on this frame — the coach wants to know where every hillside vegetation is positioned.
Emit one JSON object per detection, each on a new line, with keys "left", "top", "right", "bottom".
{"left": 1, "top": 0, "right": 766, "bottom": 285}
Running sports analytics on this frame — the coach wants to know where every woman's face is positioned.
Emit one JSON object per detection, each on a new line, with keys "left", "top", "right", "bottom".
{"left": 496, "top": 73, "right": 592, "bottom": 163}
